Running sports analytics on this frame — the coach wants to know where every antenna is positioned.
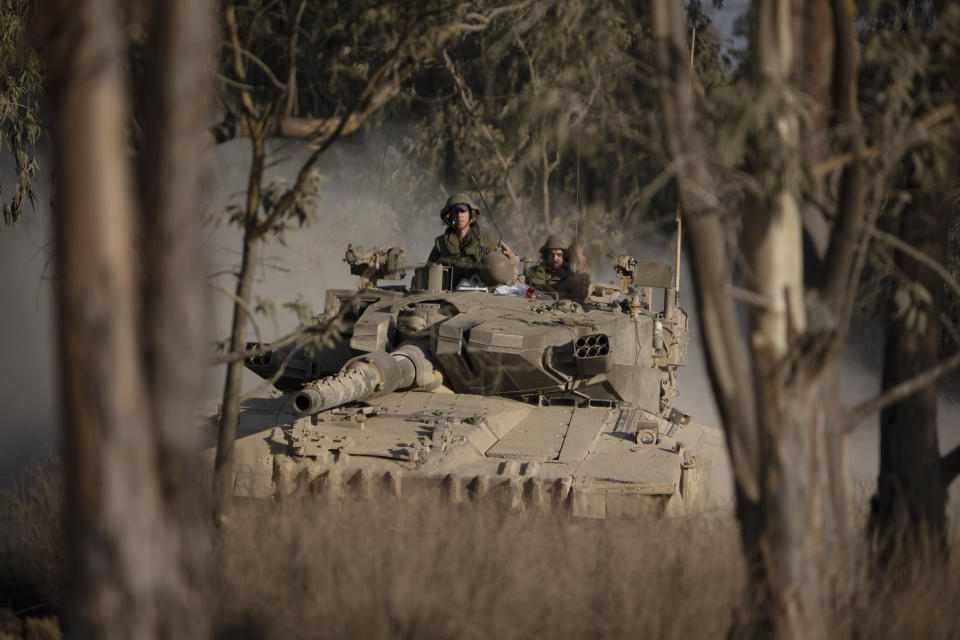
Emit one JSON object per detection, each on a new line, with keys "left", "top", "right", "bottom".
{"left": 376, "top": 125, "right": 392, "bottom": 247}
{"left": 469, "top": 173, "right": 504, "bottom": 243}
{"left": 674, "top": 209, "right": 681, "bottom": 293}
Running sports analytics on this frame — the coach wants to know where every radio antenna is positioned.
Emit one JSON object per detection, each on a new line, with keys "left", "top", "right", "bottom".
{"left": 469, "top": 173, "right": 504, "bottom": 243}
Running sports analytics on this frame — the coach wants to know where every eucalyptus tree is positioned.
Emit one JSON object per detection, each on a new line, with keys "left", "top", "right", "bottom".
{"left": 41, "top": 0, "right": 215, "bottom": 636}
{"left": 209, "top": 0, "right": 526, "bottom": 521}
{"left": 650, "top": 0, "right": 959, "bottom": 637}
{"left": 395, "top": 0, "right": 731, "bottom": 258}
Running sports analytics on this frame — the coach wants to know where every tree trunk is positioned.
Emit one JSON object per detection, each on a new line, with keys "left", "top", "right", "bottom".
{"left": 44, "top": 0, "right": 210, "bottom": 636}
{"left": 137, "top": 0, "right": 215, "bottom": 633}
{"left": 741, "top": 4, "right": 836, "bottom": 637}
{"left": 869, "top": 189, "right": 949, "bottom": 557}
{"left": 213, "top": 233, "right": 261, "bottom": 522}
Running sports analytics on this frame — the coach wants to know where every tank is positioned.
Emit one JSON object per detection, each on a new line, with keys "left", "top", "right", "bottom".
{"left": 217, "top": 245, "right": 722, "bottom": 518}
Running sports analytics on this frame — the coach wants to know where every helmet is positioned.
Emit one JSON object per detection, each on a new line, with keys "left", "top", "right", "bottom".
{"left": 480, "top": 252, "right": 515, "bottom": 286}
{"left": 539, "top": 234, "right": 567, "bottom": 254}
{"left": 441, "top": 192, "right": 479, "bottom": 225}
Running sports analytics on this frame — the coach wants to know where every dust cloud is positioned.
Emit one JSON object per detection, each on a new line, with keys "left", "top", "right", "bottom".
{"left": 0, "top": 206, "right": 57, "bottom": 474}
{"left": 1, "top": 130, "right": 958, "bottom": 516}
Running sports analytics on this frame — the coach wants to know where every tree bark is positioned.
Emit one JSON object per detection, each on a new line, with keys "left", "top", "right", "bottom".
{"left": 869, "top": 189, "right": 949, "bottom": 557}
{"left": 650, "top": 1, "right": 761, "bottom": 508}
{"left": 745, "top": 3, "right": 833, "bottom": 637}
{"left": 43, "top": 0, "right": 210, "bottom": 636}
{"left": 653, "top": 2, "right": 844, "bottom": 638}
{"left": 137, "top": 0, "right": 215, "bottom": 633}
{"left": 213, "top": 231, "right": 261, "bottom": 523}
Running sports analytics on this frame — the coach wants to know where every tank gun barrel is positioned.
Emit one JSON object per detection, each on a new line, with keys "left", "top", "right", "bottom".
{"left": 291, "top": 344, "right": 438, "bottom": 415}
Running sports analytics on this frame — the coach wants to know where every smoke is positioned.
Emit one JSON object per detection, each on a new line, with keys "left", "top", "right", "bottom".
{"left": 0, "top": 202, "right": 57, "bottom": 474}
{"left": 1, "top": 126, "right": 958, "bottom": 514}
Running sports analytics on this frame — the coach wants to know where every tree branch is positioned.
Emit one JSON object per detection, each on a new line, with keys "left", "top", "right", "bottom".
{"left": 820, "top": 0, "right": 864, "bottom": 318}
{"left": 866, "top": 224, "right": 960, "bottom": 303}
{"left": 224, "top": 42, "right": 286, "bottom": 89}
{"left": 651, "top": 0, "right": 760, "bottom": 500}
{"left": 847, "top": 350, "right": 960, "bottom": 432}
{"left": 285, "top": 0, "right": 307, "bottom": 116}
{"left": 209, "top": 320, "right": 327, "bottom": 366}
{"left": 811, "top": 104, "right": 957, "bottom": 178}
{"left": 204, "top": 4, "right": 528, "bottom": 150}
{"left": 209, "top": 282, "right": 263, "bottom": 347}
{"left": 249, "top": 15, "right": 419, "bottom": 239}
{"left": 224, "top": 3, "right": 259, "bottom": 123}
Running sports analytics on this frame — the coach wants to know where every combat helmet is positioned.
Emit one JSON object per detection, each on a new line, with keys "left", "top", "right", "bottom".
{"left": 540, "top": 234, "right": 568, "bottom": 256}
{"left": 441, "top": 192, "right": 480, "bottom": 226}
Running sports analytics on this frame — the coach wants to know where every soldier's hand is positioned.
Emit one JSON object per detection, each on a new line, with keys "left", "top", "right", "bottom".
{"left": 498, "top": 241, "right": 517, "bottom": 261}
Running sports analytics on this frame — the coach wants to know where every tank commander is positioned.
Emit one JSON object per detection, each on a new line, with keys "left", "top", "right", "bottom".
{"left": 525, "top": 234, "right": 590, "bottom": 298}
{"left": 426, "top": 193, "right": 516, "bottom": 277}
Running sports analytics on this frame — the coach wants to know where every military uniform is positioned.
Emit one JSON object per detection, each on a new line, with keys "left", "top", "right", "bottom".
{"left": 427, "top": 223, "right": 498, "bottom": 270}
{"left": 525, "top": 262, "right": 578, "bottom": 295}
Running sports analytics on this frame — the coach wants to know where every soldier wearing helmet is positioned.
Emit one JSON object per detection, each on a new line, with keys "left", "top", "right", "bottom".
{"left": 426, "top": 192, "right": 515, "bottom": 279}
{"left": 525, "top": 234, "right": 589, "bottom": 298}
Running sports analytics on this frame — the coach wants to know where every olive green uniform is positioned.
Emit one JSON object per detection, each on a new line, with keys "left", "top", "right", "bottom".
{"left": 525, "top": 262, "right": 578, "bottom": 295}
{"left": 427, "top": 223, "right": 498, "bottom": 270}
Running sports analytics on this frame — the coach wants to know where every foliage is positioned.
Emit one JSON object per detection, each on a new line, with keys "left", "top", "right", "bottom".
{"left": 0, "top": 0, "right": 43, "bottom": 227}
{"left": 854, "top": 1, "right": 960, "bottom": 333}
{"left": 393, "top": 1, "right": 732, "bottom": 259}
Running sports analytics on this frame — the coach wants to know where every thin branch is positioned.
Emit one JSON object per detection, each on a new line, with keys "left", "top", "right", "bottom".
{"left": 238, "top": 334, "right": 314, "bottom": 401}
{"left": 206, "top": 269, "right": 241, "bottom": 279}
{"left": 210, "top": 322, "right": 315, "bottom": 366}
{"left": 622, "top": 157, "right": 686, "bottom": 223}
{"left": 285, "top": 0, "right": 307, "bottom": 116}
{"left": 250, "top": 15, "right": 419, "bottom": 239}
{"left": 728, "top": 285, "right": 776, "bottom": 310}
{"left": 847, "top": 350, "right": 960, "bottom": 432}
{"left": 224, "top": 3, "right": 260, "bottom": 122}
{"left": 223, "top": 42, "right": 286, "bottom": 89}
{"left": 865, "top": 224, "right": 960, "bottom": 303}
{"left": 205, "top": 3, "right": 528, "bottom": 149}
{"left": 811, "top": 104, "right": 957, "bottom": 178}
{"left": 214, "top": 72, "right": 260, "bottom": 91}
{"left": 209, "top": 282, "right": 263, "bottom": 347}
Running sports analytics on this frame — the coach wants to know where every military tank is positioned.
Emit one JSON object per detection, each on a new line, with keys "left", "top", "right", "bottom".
{"left": 220, "top": 244, "right": 720, "bottom": 518}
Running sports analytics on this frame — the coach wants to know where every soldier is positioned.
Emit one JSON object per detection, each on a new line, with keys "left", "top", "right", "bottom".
{"left": 426, "top": 193, "right": 515, "bottom": 278}
{"left": 525, "top": 234, "right": 590, "bottom": 298}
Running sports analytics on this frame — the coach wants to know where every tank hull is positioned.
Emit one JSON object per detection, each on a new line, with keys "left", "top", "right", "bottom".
{"left": 211, "top": 388, "right": 718, "bottom": 518}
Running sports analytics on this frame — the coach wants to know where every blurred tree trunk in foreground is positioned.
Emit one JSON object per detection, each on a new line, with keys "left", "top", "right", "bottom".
{"left": 42, "top": 0, "right": 213, "bottom": 637}
{"left": 651, "top": 0, "right": 855, "bottom": 637}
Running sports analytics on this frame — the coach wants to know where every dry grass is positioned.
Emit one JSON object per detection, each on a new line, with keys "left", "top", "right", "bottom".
{"left": 0, "top": 463, "right": 958, "bottom": 639}
{"left": 214, "top": 498, "right": 741, "bottom": 640}
{"left": 0, "top": 463, "right": 62, "bottom": 613}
